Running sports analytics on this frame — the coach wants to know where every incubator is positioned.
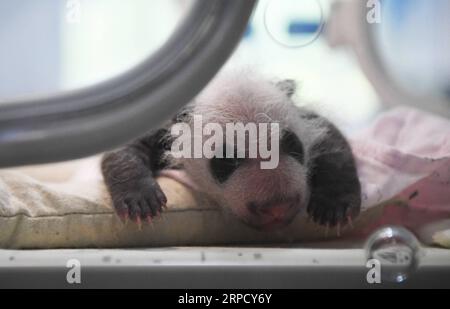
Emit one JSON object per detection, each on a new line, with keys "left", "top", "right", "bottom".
{"left": 0, "top": 0, "right": 449, "bottom": 288}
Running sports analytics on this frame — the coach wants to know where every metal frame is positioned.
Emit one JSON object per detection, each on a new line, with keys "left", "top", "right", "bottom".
{"left": 0, "top": 0, "right": 257, "bottom": 167}
{"left": 1, "top": 247, "right": 450, "bottom": 288}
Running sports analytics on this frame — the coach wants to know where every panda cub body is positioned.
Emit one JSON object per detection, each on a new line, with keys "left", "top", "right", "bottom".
{"left": 101, "top": 71, "right": 361, "bottom": 231}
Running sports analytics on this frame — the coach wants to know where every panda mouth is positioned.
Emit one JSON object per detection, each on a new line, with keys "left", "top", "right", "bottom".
{"left": 245, "top": 215, "right": 296, "bottom": 231}
{"left": 260, "top": 218, "right": 290, "bottom": 230}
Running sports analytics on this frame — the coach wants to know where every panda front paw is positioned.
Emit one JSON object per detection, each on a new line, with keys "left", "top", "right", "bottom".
{"left": 109, "top": 176, "right": 167, "bottom": 226}
{"left": 307, "top": 151, "right": 361, "bottom": 230}
{"left": 307, "top": 194, "right": 360, "bottom": 227}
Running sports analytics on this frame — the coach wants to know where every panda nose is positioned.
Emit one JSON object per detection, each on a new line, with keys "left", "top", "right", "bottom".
{"left": 262, "top": 205, "right": 286, "bottom": 219}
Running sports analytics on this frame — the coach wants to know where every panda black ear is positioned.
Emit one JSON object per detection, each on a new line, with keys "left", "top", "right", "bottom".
{"left": 276, "top": 79, "right": 296, "bottom": 98}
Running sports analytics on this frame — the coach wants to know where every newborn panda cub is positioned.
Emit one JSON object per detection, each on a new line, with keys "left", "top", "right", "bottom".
{"left": 101, "top": 72, "right": 361, "bottom": 231}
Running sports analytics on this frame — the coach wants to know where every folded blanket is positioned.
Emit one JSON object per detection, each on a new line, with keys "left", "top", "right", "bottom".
{"left": 0, "top": 106, "right": 449, "bottom": 249}
{"left": 350, "top": 107, "right": 450, "bottom": 241}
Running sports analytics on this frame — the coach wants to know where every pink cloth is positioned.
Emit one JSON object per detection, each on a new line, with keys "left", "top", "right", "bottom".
{"left": 351, "top": 106, "right": 450, "bottom": 233}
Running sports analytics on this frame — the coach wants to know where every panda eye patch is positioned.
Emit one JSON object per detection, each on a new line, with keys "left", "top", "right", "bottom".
{"left": 210, "top": 157, "right": 242, "bottom": 183}
{"left": 281, "top": 130, "right": 304, "bottom": 164}
{"left": 209, "top": 146, "right": 245, "bottom": 183}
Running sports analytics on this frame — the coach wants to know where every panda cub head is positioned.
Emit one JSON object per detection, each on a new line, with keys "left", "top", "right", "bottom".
{"left": 169, "top": 71, "right": 330, "bottom": 230}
